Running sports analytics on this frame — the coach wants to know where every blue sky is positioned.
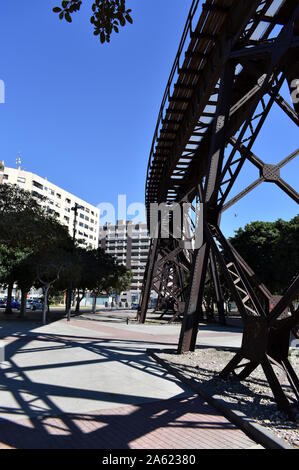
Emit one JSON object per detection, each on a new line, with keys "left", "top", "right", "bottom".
{"left": 0, "top": 0, "right": 297, "bottom": 237}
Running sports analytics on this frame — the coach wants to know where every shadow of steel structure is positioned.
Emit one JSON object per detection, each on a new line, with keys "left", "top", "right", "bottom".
{"left": 138, "top": 0, "right": 299, "bottom": 417}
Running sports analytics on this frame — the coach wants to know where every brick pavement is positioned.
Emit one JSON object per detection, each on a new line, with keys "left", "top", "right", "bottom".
{"left": 0, "top": 317, "right": 258, "bottom": 449}
{"left": 0, "top": 395, "right": 258, "bottom": 449}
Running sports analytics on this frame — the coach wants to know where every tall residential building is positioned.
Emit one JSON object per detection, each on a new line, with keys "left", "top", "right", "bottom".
{"left": 99, "top": 220, "right": 150, "bottom": 301}
{"left": 1, "top": 162, "right": 100, "bottom": 249}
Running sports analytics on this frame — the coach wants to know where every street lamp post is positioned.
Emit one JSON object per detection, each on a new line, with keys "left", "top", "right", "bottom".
{"left": 66, "top": 202, "right": 83, "bottom": 322}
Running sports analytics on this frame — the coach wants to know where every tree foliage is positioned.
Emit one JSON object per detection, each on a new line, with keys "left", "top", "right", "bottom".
{"left": 0, "top": 184, "right": 73, "bottom": 316}
{"left": 53, "top": 0, "right": 133, "bottom": 43}
{"left": 0, "top": 183, "right": 43, "bottom": 215}
{"left": 229, "top": 216, "right": 299, "bottom": 295}
{"left": 0, "top": 184, "right": 132, "bottom": 320}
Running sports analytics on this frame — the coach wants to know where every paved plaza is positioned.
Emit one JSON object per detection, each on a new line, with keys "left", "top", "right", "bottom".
{"left": 0, "top": 312, "right": 259, "bottom": 449}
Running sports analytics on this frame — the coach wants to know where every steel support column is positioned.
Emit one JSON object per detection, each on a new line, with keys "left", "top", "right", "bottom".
{"left": 138, "top": 233, "right": 159, "bottom": 323}
{"left": 178, "top": 62, "right": 236, "bottom": 353}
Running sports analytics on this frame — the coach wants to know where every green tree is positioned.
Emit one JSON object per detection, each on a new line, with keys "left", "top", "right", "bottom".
{"left": 0, "top": 183, "right": 43, "bottom": 216}
{"left": 79, "top": 248, "right": 131, "bottom": 313}
{"left": 0, "top": 244, "right": 30, "bottom": 315}
{"left": 14, "top": 253, "right": 37, "bottom": 317}
{"left": 53, "top": 0, "right": 133, "bottom": 43}
{"left": 35, "top": 248, "right": 73, "bottom": 324}
{"left": 53, "top": 245, "right": 83, "bottom": 315}
{"left": 0, "top": 184, "right": 72, "bottom": 317}
{"left": 229, "top": 216, "right": 299, "bottom": 294}
{"left": 72, "top": 247, "right": 94, "bottom": 314}
{"left": 111, "top": 265, "right": 132, "bottom": 296}
{"left": 0, "top": 184, "right": 46, "bottom": 314}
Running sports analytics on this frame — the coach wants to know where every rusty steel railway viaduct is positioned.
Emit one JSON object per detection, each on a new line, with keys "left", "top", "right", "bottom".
{"left": 137, "top": 0, "right": 299, "bottom": 416}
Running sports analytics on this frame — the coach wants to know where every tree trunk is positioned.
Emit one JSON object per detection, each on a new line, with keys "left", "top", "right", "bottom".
{"left": 198, "top": 302, "right": 204, "bottom": 322}
{"left": 66, "top": 287, "right": 74, "bottom": 321}
{"left": 19, "top": 288, "right": 28, "bottom": 318}
{"left": 75, "top": 289, "right": 80, "bottom": 314}
{"left": 75, "top": 289, "right": 85, "bottom": 315}
{"left": 65, "top": 288, "right": 71, "bottom": 314}
{"left": 42, "top": 286, "right": 50, "bottom": 325}
{"left": 207, "top": 299, "right": 215, "bottom": 322}
{"left": 64, "top": 290, "right": 67, "bottom": 313}
{"left": 92, "top": 295, "right": 97, "bottom": 314}
{"left": 5, "top": 282, "right": 14, "bottom": 315}
{"left": 67, "top": 288, "right": 72, "bottom": 321}
{"left": 71, "top": 290, "right": 76, "bottom": 307}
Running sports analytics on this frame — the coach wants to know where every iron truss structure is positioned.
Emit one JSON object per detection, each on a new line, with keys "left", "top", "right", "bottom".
{"left": 138, "top": 0, "right": 299, "bottom": 417}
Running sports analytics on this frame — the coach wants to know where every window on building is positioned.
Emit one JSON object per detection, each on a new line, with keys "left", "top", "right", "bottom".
{"left": 33, "top": 181, "right": 43, "bottom": 190}
{"left": 31, "top": 190, "right": 43, "bottom": 200}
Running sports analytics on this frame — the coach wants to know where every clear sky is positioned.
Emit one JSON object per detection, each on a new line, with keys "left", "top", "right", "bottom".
{"left": 0, "top": 0, "right": 298, "bottom": 237}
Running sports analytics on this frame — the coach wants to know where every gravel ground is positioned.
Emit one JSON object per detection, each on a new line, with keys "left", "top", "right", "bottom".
{"left": 158, "top": 348, "right": 299, "bottom": 448}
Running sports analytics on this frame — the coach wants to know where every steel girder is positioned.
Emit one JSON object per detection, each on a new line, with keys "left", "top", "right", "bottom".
{"left": 141, "top": 0, "right": 299, "bottom": 416}
{"left": 138, "top": 235, "right": 191, "bottom": 323}
{"left": 154, "top": 245, "right": 187, "bottom": 322}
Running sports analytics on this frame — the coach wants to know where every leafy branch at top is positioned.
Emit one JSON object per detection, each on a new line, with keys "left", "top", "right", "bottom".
{"left": 53, "top": 0, "right": 133, "bottom": 43}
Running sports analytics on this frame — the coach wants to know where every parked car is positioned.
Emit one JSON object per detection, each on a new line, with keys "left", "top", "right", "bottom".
{"left": 131, "top": 303, "right": 139, "bottom": 310}
{"left": 10, "top": 300, "right": 21, "bottom": 310}
{"left": 29, "top": 300, "right": 44, "bottom": 311}
{"left": 0, "top": 299, "right": 21, "bottom": 310}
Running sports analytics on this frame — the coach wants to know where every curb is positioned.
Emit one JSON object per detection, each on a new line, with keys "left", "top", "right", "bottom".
{"left": 148, "top": 349, "right": 293, "bottom": 450}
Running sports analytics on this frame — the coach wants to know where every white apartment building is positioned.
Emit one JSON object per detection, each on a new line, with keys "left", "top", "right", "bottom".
{"left": 99, "top": 220, "right": 151, "bottom": 303}
{"left": 0, "top": 161, "right": 100, "bottom": 249}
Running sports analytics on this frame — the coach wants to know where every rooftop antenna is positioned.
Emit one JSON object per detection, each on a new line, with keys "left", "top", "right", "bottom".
{"left": 16, "top": 154, "right": 21, "bottom": 170}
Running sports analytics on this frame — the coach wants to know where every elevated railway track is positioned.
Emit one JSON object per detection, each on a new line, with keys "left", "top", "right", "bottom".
{"left": 138, "top": 0, "right": 299, "bottom": 417}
